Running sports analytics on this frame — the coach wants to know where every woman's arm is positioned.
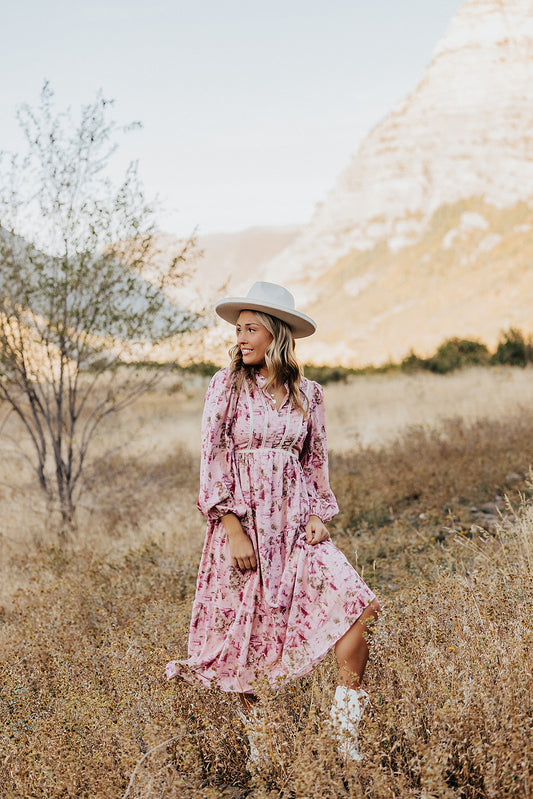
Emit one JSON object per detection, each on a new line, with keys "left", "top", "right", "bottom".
{"left": 196, "top": 369, "right": 246, "bottom": 520}
{"left": 300, "top": 381, "right": 339, "bottom": 524}
{"left": 221, "top": 512, "right": 257, "bottom": 571}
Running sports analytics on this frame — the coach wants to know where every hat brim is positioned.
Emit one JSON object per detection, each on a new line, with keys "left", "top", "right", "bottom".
{"left": 215, "top": 297, "right": 316, "bottom": 338}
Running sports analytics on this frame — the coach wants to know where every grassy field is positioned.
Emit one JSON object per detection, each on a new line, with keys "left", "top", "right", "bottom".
{"left": 1, "top": 367, "right": 532, "bottom": 798}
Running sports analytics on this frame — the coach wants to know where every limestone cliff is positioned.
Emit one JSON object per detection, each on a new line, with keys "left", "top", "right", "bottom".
{"left": 257, "top": 0, "right": 533, "bottom": 365}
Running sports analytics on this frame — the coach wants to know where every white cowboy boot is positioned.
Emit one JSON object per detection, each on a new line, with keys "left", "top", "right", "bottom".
{"left": 237, "top": 704, "right": 266, "bottom": 770}
{"left": 330, "top": 685, "right": 370, "bottom": 761}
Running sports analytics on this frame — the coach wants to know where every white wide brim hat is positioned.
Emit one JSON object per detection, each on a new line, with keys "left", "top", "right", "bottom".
{"left": 215, "top": 281, "right": 316, "bottom": 338}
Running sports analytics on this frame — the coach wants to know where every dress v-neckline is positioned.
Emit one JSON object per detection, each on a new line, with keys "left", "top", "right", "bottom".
{"left": 255, "top": 372, "right": 288, "bottom": 412}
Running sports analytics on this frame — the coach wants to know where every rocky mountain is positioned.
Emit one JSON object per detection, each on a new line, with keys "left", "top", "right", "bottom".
{"left": 155, "top": 225, "right": 302, "bottom": 310}
{"left": 296, "top": 199, "right": 533, "bottom": 365}
{"left": 149, "top": 225, "right": 302, "bottom": 362}
{"left": 257, "top": 0, "right": 533, "bottom": 365}
{"left": 195, "top": 226, "right": 302, "bottom": 294}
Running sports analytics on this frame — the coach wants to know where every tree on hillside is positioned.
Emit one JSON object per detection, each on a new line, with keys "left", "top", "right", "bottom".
{"left": 0, "top": 84, "right": 199, "bottom": 530}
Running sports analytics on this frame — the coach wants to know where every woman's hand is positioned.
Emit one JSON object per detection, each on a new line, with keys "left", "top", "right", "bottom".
{"left": 221, "top": 513, "right": 257, "bottom": 571}
{"left": 305, "top": 514, "right": 330, "bottom": 545}
{"left": 228, "top": 533, "right": 257, "bottom": 571}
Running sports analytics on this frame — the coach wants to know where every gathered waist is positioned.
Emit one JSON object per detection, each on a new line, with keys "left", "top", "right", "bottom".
{"left": 236, "top": 446, "right": 299, "bottom": 458}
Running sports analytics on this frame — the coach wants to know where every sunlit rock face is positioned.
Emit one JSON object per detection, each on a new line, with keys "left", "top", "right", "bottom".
{"left": 266, "top": 0, "right": 533, "bottom": 289}
{"left": 176, "top": 0, "right": 533, "bottom": 367}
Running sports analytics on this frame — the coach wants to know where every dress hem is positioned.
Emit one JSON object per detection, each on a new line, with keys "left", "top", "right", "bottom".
{"left": 165, "top": 593, "right": 376, "bottom": 694}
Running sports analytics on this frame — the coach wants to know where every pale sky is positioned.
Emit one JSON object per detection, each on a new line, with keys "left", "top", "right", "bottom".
{"left": 1, "top": 0, "right": 463, "bottom": 238}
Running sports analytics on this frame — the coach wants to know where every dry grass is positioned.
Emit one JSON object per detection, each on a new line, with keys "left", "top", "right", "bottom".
{"left": 324, "top": 365, "right": 533, "bottom": 451}
{"left": 95, "top": 364, "right": 533, "bottom": 455}
{"left": 0, "top": 368, "right": 532, "bottom": 797}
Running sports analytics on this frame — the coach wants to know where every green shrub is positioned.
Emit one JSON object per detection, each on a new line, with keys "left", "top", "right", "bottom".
{"left": 180, "top": 361, "right": 220, "bottom": 377}
{"left": 400, "top": 350, "right": 428, "bottom": 372}
{"left": 425, "top": 337, "right": 490, "bottom": 374}
{"left": 491, "top": 328, "right": 533, "bottom": 367}
{"left": 401, "top": 338, "right": 490, "bottom": 374}
{"left": 302, "top": 364, "right": 357, "bottom": 384}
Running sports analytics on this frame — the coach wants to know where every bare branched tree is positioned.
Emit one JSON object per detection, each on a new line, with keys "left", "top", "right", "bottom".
{"left": 0, "top": 83, "right": 199, "bottom": 530}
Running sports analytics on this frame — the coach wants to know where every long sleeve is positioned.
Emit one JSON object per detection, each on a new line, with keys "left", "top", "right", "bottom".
{"left": 196, "top": 368, "right": 246, "bottom": 520}
{"left": 300, "top": 380, "right": 339, "bottom": 523}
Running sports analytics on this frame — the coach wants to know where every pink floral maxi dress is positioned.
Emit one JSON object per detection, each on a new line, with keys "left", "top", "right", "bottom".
{"left": 165, "top": 368, "right": 375, "bottom": 693}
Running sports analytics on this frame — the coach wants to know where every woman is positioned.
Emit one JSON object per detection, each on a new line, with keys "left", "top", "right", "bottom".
{"left": 166, "top": 281, "right": 381, "bottom": 761}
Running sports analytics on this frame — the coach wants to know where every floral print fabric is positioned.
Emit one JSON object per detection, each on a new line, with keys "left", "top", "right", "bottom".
{"left": 165, "top": 368, "right": 375, "bottom": 692}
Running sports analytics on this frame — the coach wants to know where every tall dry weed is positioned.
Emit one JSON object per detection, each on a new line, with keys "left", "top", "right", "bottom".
{"left": 0, "top": 414, "right": 532, "bottom": 797}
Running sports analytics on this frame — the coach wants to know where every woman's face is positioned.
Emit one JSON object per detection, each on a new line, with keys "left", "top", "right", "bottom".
{"left": 236, "top": 311, "right": 273, "bottom": 371}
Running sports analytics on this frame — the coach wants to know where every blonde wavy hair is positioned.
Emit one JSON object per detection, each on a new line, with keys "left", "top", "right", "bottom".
{"left": 229, "top": 311, "right": 308, "bottom": 415}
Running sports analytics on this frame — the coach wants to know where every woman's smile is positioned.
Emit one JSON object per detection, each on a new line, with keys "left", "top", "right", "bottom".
{"left": 236, "top": 311, "right": 273, "bottom": 370}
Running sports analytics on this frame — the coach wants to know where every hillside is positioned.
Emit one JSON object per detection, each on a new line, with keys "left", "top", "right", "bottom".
{"left": 296, "top": 199, "right": 533, "bottom": 365}
{"left": 154, "top": 0, "right": 533, "bottom": 367}
{"left": 267, "top": 0, "right": 533, "bottom": 282}
{"left": 263, "top": 0, "right": 533, "bottom": 365}
{"left": 154, "top": 225, "right": 302, "bottom": 308}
